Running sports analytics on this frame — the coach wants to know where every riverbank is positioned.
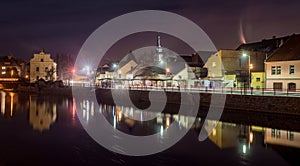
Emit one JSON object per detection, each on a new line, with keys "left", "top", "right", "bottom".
{"left": 95, "top": 88, "right": 300, "bottom": 116}
{"left": 12, "top": 86, "right": 300, "bottom": 117}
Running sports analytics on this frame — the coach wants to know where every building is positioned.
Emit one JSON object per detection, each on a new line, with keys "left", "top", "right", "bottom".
{"left": 29, "top": 50, "right": 57, "bottom": 83}
{"left": 265, "top": 34, "right": 300, "bottom": 90}
{"left": 204, "top": 49, "right": 266, "bottom": 88}
{"left": 0, "top": 55, "right": 27, "bottom": 81}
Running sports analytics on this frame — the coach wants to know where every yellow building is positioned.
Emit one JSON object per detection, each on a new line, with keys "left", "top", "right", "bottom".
{"left": 251, "top": 72, "right": 265, "bottom": 89}
{"left": 204, "top": 49, "right": 266, "bottom": 88}
{"left": 29, "top": 50, "right": 57, "bottom": 83}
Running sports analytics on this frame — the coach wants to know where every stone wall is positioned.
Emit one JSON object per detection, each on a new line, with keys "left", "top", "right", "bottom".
{"left": 95, "top": 88, "right": 300, "bottom": 116}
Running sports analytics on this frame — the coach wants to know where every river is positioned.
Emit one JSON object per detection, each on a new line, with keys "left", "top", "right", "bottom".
{"left": 0, "top": 91, "right": 299, "bottom": 165}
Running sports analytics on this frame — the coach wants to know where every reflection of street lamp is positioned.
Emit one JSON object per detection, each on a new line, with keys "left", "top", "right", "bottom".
{"left": 242, "top": 53, "right": 253, "bottom": 88}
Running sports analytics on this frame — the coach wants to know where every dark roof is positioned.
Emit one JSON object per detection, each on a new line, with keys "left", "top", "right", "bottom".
{"left": 0, "top": 55, "right": 26, "bottom": 66}
{"left": 134, "top": 66, "right": 165, "bottom": 78}
{"left": 236, "top": 35, "right": 291, "bottom": 53}
{"left": 266, "top": 34, "right": 300, "bottom": 62}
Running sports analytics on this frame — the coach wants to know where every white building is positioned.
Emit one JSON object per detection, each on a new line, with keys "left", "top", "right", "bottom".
{"left": 29, "top": 50, "right": 57, "bottom": 83}
{"left": 265, "top": 34, "right": 300, "bottom": 90}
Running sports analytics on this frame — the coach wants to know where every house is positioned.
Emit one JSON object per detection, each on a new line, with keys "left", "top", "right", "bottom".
{"left": 0, "top": 55, "right": 27, "bottom": 81}
{"left": 204, "top": 50, "right": 266, "bottom": 88}
{"left": 29, "top": 50, "right": 57, "bottom": 83}
{"left": 265, "top": 34, "right": 300, "bottom": 90}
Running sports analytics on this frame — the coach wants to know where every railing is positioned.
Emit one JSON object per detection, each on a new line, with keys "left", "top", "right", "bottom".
{"left": 96, "top": 85, "right": 300, "bottom": 97}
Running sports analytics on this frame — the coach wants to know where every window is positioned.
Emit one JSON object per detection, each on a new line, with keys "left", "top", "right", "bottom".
{"left": 256, "top": 77, "right": 261, "bottom": 82}
{"left": 45, "top": 76, "right": 48, "bottom": 80}
{"left": 290, "top": 65, "right": 295, "bottom": 74}
{"left": 271, "top": 66, "right": 281, "bottom": 75}
{"left": 271, "top": 66, "right": 276, "bottom": 75}
{"left": 289, "top": 132, "right": 294, "bottom": 141}
{"left": 36, "top": 76, "right": 39, "bottom": 80}
{"left": 277, "top": 66, "right": 281, "bottom": 75}
{"left": 36, "top": 67, "right": 39, "bottom": 72}
{"left": 273, "top": 82, "right": 283, "bottom": 90}
{"left": 41, "top": 58, "right": 44, "bottom": 62}
{"left": 212, "top": 62, "right": 216, "bottom": 67}
{"left": 1, "top": 66, "right": 5, "bottom": 70}
{"left": 45, "top": 67, "right": 48, "bottom": 71}
{"left": 288, "top": 83, "right": 296, "bottom": 91}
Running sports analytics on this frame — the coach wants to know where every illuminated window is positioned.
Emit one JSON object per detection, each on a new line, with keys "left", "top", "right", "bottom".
{"left": 1, "top": 66, "right": 5, "bottom": 70}
{"left": 212, "top": 62, "right": 216, "bottom": 67}
{"left": 1, "top": 71, "right": 5, "bottom": 75}
{"left": 290, "top": 65, "right": 295, "bottom": 74}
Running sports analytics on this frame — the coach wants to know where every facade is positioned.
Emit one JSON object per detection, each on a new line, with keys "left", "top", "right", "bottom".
{"left": 251, "top": 72, "right": 265, "bottom": 89}
{"left": 204, "top": 49, "right": 266, "bottom": 88}
{"left": 29, "top": 50, "right": 57, "bottom": 83}
{"left": 0, "top": 55, "right": 26, "bottom": 81}
{"left": 265, "top": 34, "right": 300, "bottom": 90}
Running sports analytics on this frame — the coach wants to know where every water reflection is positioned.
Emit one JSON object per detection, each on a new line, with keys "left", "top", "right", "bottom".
{"left": 265, "top": 128, "right": 300, "bottom": 148}
{"left": 29, "top": 95, "right": 57, "bottom": 132}
{"left": 0, "top": 90, "right": 16, "bottom": 117}
{"left": 0, "top": 94, "right": 299, "bottom": 164}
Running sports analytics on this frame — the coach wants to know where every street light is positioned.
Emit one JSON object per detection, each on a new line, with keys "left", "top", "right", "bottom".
{"left": 242, "top": 53, "right": 252, "bottom": 88}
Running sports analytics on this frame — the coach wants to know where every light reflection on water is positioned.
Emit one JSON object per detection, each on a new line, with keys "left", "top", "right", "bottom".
{"left": 0, "top": 92, "right": 299, "bottom": 165}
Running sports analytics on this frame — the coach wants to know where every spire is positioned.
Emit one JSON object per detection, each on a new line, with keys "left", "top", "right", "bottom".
{"left": 156, "top": 35, "right": 163, "bottom": 53}
{"left": 157, "top": 35, "right": 161, "bottom": 48}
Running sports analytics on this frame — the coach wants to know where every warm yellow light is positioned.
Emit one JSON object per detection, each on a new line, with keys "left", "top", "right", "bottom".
{"left": 166, "top": 68, "right": 170, "bottom": 73}
{"left": 25, "top": 75, "right": 29, "bottom": 79}
{"left": 212, "top": 128, "right": 217, "bottom": 136}
{"left": 249, "top": 132, "right": 253, "bottom": 143}
{"left": 249, "top": 64, "right": 253, "bottom": 69}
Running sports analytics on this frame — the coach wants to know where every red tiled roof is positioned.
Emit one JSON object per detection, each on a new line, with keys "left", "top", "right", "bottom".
{"left": 266, "top": 34, "right": 300, "bottom": 62}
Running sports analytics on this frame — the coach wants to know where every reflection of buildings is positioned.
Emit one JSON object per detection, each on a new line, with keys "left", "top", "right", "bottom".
{"left": 205, "top": 121, "right": 241, "bottom": 148}
{"left": 0, "top": 91, "right": 15, "bottom": 117}
{"left": 264, "top": 128, "right": 300, "bottom": 148}
{"left": 80, "top": 99, "right": 95, "bottom": 123}
{"left": 205, "top": 120, "right": 253, "bottom": 155}
{"left": 29, "top": 96, "right": 57, "bottom": 132}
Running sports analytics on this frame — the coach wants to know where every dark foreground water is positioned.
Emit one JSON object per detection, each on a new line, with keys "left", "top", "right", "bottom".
{"left": 0, "top": 92, "right": 299, "bottom": 166}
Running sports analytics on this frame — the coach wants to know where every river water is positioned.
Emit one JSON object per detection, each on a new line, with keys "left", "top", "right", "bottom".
{"left": 0, "top": 92, "right": 299, "bottom": 165}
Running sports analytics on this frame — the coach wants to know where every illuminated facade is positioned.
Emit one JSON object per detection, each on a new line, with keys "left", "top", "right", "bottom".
{"left": 204, "top": 50, "right": 266, "bottom": 88}
{"left": 265, "top": 35, "right": 300, "bottom": 90}
{"left": 0, "top": 55, "right": 26, "bottom": 81}
{"left": 29, "top": 50, "right": 57, "bottom": 83}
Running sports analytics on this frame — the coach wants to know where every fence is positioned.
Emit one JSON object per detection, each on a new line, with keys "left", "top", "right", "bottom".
{"left": 97, "top": 85, "right": 300, "bottom": 97}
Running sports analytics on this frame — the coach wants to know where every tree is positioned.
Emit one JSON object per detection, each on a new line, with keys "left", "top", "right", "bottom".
{"left": 46, "top": 66, "right": 56, "bottom": 81}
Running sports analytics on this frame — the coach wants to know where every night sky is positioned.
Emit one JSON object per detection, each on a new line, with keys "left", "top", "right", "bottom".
{"left": 0, "top": 0, "right": 299, "bottom": 61}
